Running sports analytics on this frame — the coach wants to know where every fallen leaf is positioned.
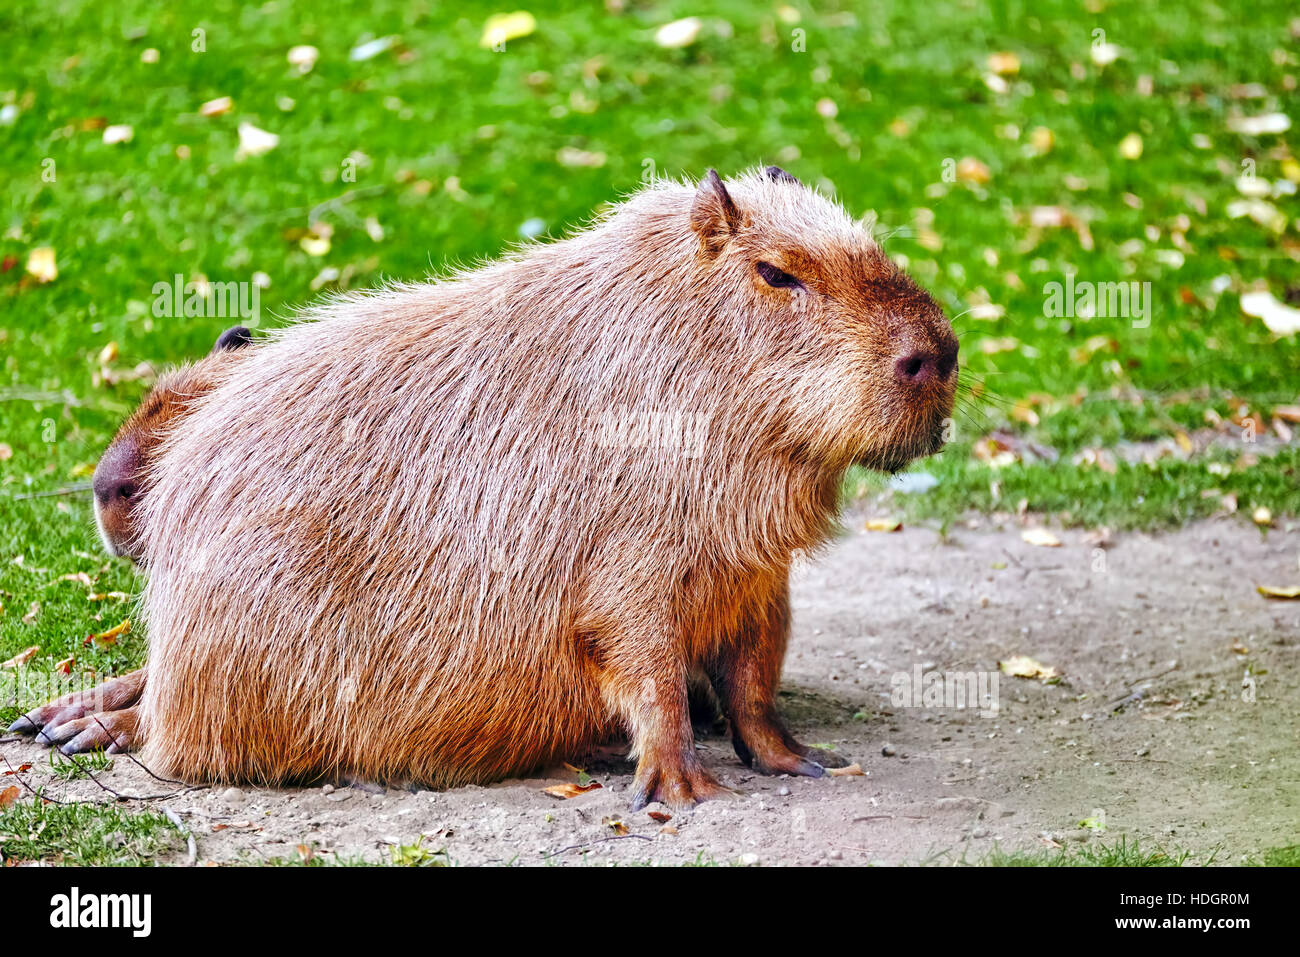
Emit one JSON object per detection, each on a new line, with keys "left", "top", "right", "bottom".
{"left": 655, "top": 17, "right": 702, "bottom": 48}
{"left": 864, "top": 518, "right": 902, "bottom": 533}
{"left": 1090, "top": 42, "right": 1122, "bottom": 66}
{"left": 25, "top": 247, "right": 57, "bottom": 283}
{"left": 1273, "top": 405, "right": 1300, "bottom": 423}
{"left": 1, "top": 646, "right": 39, "bottom": 669}
{"left": 55, "top": 656, "right": 74, "bottom": 675}
{"left": 350, "top": 35, "right": 400, "bottom": 61}
{"left": 198, "top": 96, "right": 233, "bottom": 117}
{"left": 647, "top": 810, "right": 672, "bottom": 823}
{"left": 1251, "top": 506, "right": 1273, "bottom": 527}
{"left": 235, "top": 122, "right": 279, "bottom": 160}
{"left": 287, "top": 45, "right": 319, "bottom": 72}
{"left": 602, "top": 816, "right": 629, "bottom": 835}
{"left": 1227, "top": 113, "right": 1291, "bottom": 136}
{"left": 1257, "top": 585, "right": 1300, "bottom": 599}
{"left": 542, "top": 781, "right": 602, "bottom": 799}
{"left": 987, "top": 52, "right": 1020, "bottom": 75}
{"left": 1241, "top": 290, "right": 1300, "bottom": 335}
{"left": 481, "top": 12, "right": 536, "bottom": 48}
{"left": 956, "top": 157, "right": 991, "bottom": 184}
{"left": 1021, "top": 529, "right": 1061, "bottom": 547}
{"left": 826, "top": 763, "right": 865, "bottom": 777}
{"left": 999, "top": 655, "right": 1060, "bottom": 681}
{"left": 0, "top": 785, "right": 19, "bottom": 809}
{"left": 102, "top": 124, "right": 133, "bottom": 144}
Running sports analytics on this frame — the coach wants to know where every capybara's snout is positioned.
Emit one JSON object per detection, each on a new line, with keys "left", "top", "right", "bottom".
{"left": 93, "top": 435, "right": 143, "bottom": 559}
{"left": 892, "top": 328, "right": 959, "bottom": 389}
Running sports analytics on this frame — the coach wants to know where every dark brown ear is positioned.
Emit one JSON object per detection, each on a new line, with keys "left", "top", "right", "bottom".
{"left": 212, "top": 326, "right": 253, "bottom": 352}
{"left": 765, "top": 166, "right": 800, "bottom": 185}
{"left": 690, "top": 169, "right": 741, "bottom": 257}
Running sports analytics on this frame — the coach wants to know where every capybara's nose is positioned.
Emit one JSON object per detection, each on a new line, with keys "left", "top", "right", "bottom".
{"left": 893, "top": 335, "right": 959, "bottom": 387}
{"left": 93, "top": 439, "right": 143, "bottom": 506}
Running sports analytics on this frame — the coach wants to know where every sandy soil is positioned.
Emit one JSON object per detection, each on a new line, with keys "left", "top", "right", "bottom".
{"left": 5, "top": 517, "right": 1297, "bottom": 866}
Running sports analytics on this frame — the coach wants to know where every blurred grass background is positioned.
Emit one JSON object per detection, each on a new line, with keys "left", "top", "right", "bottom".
{"left": 1, "top": 1, "right": 1298, "bottom": 699}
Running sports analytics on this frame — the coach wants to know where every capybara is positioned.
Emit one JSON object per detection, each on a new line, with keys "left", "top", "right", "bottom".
{"left": 8, "top": 327, "right": 255, "bottom": 752}
{"left": 136, "top": 169, "right": 956, "bottom": 807}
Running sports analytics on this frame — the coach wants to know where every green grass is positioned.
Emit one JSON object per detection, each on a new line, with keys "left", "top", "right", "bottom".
{"left": 973, "top": 837, "right": 1215, "bottom": 867}
{"left": 2, "top": 1, "right": 1297, "bottom": 700}
{"left": 0, "top": 796, "right": 181, "bottom": 865}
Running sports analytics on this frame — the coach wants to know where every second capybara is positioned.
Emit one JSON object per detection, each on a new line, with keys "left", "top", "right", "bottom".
{"left": 131, "top": 167, "right": 956, "bottom": 808}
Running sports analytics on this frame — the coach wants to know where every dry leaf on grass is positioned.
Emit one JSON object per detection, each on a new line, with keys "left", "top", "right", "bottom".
{"left": 0, "top": 785, "right": 20, "bottom": 809}
{"left": 1, "top": 646, "right": 39, "bottom": 669}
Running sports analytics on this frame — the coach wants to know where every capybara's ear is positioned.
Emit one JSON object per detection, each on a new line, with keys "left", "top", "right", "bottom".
{"left": 690, "top": 169, "right": 741, "bottom": 257}
{"left": 764, "top": 166, "right": 800, "bottom": 185}
{"left": 212, "top": 326, "right": 253, "bottom": 352}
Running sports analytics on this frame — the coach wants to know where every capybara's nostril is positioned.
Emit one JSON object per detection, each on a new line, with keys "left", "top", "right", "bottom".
{"left": 894, "top": 350, "right": 939, "bottom": 385}
{"left": 92, "top": 440, "right": 143, "bottom": 507}
{"left": 894, "top": 336, "right": 958, "bottom": 386}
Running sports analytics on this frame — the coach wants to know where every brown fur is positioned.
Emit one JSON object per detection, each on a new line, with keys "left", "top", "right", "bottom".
{"left": 10, "top": 329, "right": 255, "bottom": 751}
{"left": 131, "top": 169, "right": 956, "bottom": 808}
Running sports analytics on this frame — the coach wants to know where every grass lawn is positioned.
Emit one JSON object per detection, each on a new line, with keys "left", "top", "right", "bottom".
{"left": 0, "top": 1, "right": 1297, "bottom": 862}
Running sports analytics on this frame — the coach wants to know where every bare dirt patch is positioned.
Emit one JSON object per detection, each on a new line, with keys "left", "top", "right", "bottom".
{"left": 5, "top": 518, "right": 1296, "bottom": 866}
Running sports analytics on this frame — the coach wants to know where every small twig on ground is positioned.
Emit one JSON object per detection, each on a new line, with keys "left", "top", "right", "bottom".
{"left": 2, "top": 754, "right": 67, "bottom": 805}
{"left": 542, "top": 833, "right": 654, "bottom": 860}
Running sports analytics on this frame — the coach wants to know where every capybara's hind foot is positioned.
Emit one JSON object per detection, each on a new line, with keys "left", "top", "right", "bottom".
{"left": 630, "top": 760, "right": 733, "bottom": 811}
{"left": 732, "top": 721, "right": 850, "bottom": 778}
{"left": 43, "top": 706, "right": 140, "bottom": 754}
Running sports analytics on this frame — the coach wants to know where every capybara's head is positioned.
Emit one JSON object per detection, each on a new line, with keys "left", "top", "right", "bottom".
{"left": 690, "top": 167, "right": 958, "bottom": 473}
{"left": 93, "top": 326, "right": 254, "bottom": 561}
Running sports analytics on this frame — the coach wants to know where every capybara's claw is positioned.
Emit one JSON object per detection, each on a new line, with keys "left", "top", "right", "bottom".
{"left": 803, "top": 746, "right": 850, "bottom": 769}
{"left": 630, "top": 762, "right": 733, "bottom": 811}
{"left": 52, "top": 707, "right": 139, "bottom": 754}
{"left": 7, "top": 715, "right": 35, "bottom": 734}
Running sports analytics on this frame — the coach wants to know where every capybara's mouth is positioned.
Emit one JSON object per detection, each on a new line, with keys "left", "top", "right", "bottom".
{"left": 855, "top": 409, "right": 952, "bottom": 472}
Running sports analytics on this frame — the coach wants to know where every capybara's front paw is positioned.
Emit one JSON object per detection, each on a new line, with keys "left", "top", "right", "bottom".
{"left": 630, "top": 761, "right": 734, "bottom": 811}
{"left": 8, "top": 668, "right": 145, "bottom": 747}
{"left": 40, "top": 706, "right": 140, "bottom": 754}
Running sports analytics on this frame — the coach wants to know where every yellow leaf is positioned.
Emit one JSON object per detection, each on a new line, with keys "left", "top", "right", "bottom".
{"left": 1257, "top": 585, "right": 1300, "bottom": 599}
{"left": 25, "top": 247, "right": 58, "bottom": 283}
{"left": 864, "top": 518, "right": 902, "bottom": 533}
{"left": 481, "top": 11, "right": 536, "bottom": 48}
{"left": 987, "top": 52, "right": 1020, "bottom": 75}
{"left": 999, "top": 655, "right": 1060, "bottom": 680}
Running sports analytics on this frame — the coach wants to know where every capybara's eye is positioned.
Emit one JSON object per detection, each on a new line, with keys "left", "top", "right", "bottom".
{"left": 755, "top": 262, "right": 803, "bottom": 290}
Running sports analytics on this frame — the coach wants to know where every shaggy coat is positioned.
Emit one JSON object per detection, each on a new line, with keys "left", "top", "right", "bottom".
{"left": 130, "top": 169, "right": 956, "bottom": 807}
